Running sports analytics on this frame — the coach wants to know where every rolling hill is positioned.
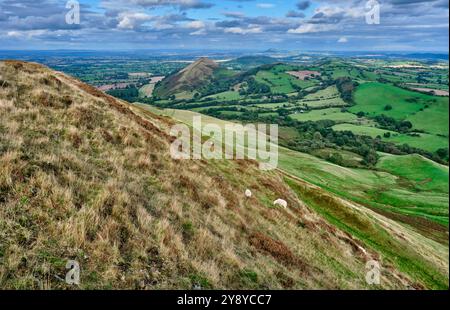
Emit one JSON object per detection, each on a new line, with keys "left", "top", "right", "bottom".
{"left": 153, "top": 57, "right": 220, "bottom": 98}
{"left": 232, "top": 56, "right": 278, "bottom": 68}
{"left": 0, "top": 61, "right": 448, "bottom": 290}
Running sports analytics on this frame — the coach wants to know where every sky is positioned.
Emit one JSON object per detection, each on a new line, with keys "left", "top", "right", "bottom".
{"left": 0, "top": 0, "right": 448, "bottom": 52}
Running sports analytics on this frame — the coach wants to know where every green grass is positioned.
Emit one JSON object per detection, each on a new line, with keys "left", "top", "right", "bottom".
{"left": 377, "top": 153, "right": 449, "bottom": 192}
{"left": 299, "top": 86, "right": 347, "bottom": 108}
{"left": 331, "top": 67, "right": 354, "bottom": 79}
{"left": 254, "top": 65, "right": 317, "bottom": 93}
{"left": 332, "top": 123, "right": 448, "bottom": 153}
{"left": 278, "top": 147, "right": 448, "bottom": 227}
{"left": 349, "top": 83, "right": 449, "bottom": 139}
{"left": 332, "top": 123, "right": 392, "bottom": 137}
{"left": 255, "top": 70, "right": 297, "bottom": 93}
{"left": 285, "top": 177, "right": 449, "bottom": 290}
{"left": 350, "top": 82, "right": 440, "bottom": 120}
{"left": 388, "top": 133, "right": 448, "bottom": 153}
{"left": 291, "top": 108, "right": 357, "bottom": 122}
{"left": 406, "top": 99, "right": 449, "bottom": 136}
{"left": 206, "top": 90, "right": 242, "bottom": 101}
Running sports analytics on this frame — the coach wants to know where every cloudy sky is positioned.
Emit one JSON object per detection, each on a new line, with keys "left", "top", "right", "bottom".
{"left": 0, "top": 0, "right": 448, "bottom": 51}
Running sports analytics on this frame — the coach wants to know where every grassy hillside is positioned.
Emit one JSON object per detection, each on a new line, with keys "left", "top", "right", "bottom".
{"left": 153, "top": 58, "right": 220, "bottom": 99}
{"left": 3, "top": 60, "right": 443, "bottom": 290}
{"left": 134, "top": 103, "right": 449, "bottom": 289}
{"left": 377, "top": 154, "right": 449, "bottom": 192}
{"left": 350, "top": 82, "right": 449, "bottom": 136}
{"left": 254, "top": 64, "right": 318, "bottom": 93}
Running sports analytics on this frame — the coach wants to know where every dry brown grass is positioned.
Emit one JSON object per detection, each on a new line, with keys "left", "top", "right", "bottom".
{"left": 0, "top": 61, "right": 418, "bottom": 290}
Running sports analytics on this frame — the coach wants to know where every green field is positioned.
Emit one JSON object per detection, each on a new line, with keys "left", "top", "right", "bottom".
{"left": 406, "top": 99, "right": 449, "bottom": 136}
{"left": 255, "top": 70, "right": 297, "bottom": 93}
{"left": 388, "top": 133, "right": 448, "bottom": 153}
{"left": 349, "top": 83, "right": 449, "bottom": 138}
{"left": 291, "top": 108, "right": 357, "bottom": 122}
{"left": 299, "top": 85, "right": 347, "bottom": 108}
{"left": 332, "top": 123, "right": 448, "bottom": 152}
{"left": 206, "top": 90, "right": 242, "bottom": 101}
{"left": 254, "top": 65, "right": 317, "bottom": 93}
{"left": 332, "top": 123, "right": 393, "bottom": 137}
{"left": 377, "top": 153, "right": 449, "bottom": 192}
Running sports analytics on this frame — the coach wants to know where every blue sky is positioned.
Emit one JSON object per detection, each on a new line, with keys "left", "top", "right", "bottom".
{"left": 0, "top": 0, "right": 448, "bottom": 52}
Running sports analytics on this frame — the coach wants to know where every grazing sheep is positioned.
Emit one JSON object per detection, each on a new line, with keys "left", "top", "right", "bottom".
{"left": 245, "top": 189, "right": 252, "bottom": 198}
{"left": 273, "top": 199, "right": 287, "bottom": 209}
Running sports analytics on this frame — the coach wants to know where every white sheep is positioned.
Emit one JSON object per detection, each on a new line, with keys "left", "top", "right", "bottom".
{"left": 273, "top": 199, "right": 287, "bottom": 209}
{"left": 245, "top": 189, "right": 252, "bottom": 198}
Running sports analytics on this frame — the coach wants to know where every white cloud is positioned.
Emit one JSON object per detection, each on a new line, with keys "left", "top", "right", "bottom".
{"left": 7, "top": 31, "right": 22, "bottom": 38}
{"left": 185, "top": 20, "right": 205, "bottom": 29}
{"left": 224, "top": 26, "right": 262, "bottom": 34}
{"left": 257, "top": 3, "right": 275, "bottom": 9}
{"left": 6, "top": 29, "right": 48, "bottom": 38}
{"left": 338, "top": 36, "right": 348, "bottom": 43}
{"left": 190, "top": 29, "right": 206, "bottom": 35}
{"left": 314, "top": 5, "right": 365, "bottom": 19}
{"left": 288, "top": 23, "right": 337, "bottom": 34}
{"left": 117, "top": 12, "right": 152, "bottom": 30}
{"left": 152, "top": 22, "right": 174, "bottom": 30}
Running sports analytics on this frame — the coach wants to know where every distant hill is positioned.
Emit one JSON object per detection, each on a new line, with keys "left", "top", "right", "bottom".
{"left": 234, "top": 55, "right": 278, "bottom": 67}
{"left": 153, "top": 57, "right": 220, "bottom": 98}
{"left": 388, "top": 53, "right": 449, "bottom": 61}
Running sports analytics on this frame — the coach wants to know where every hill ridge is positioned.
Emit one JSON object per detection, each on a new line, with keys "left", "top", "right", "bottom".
{"left": 154, "top": 57, "right": 219, "bottom": 98}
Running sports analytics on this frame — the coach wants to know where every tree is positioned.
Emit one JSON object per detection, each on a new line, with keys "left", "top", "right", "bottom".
{"left": 328, "top": 153, "right": 344, "bottom": 165}
{"left": 383, "top": 132, "right": 391, "bottom": 138}
{"left": 384, "top": 104, "right": 393, "bottom": 111}
{"left": 437, "top": 148, "right": 449, "bottom": 159}
{"left": 313, "top": 131, "right": 323, "bottom": 141}
{"left": 362, "top": 150, "right": 378, "bottom": 166}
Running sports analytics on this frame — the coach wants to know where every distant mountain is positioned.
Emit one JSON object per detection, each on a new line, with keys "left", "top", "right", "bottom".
{"left": 153, "top": 57, "right": 220, "bottom": 98}
{"left": 263, "top": 48, "right": 279, "bottom": 53}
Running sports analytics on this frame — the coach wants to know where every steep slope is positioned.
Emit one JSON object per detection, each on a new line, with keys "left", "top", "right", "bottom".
{"left": 0, "top": 60, "right": 444, "bottom": 289}
{"left": 154, "top": 57, "right": 219, "bottom": 98}
{"left": 132, "top": 104, "right": 449, "bottom": 290}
